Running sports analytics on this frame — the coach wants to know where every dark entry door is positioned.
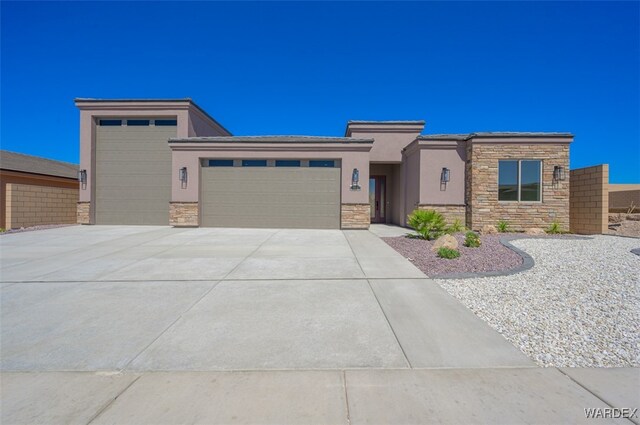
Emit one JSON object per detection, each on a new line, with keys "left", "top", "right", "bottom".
{"left": 369, "top": 175, "right": 386, "bottom": 223}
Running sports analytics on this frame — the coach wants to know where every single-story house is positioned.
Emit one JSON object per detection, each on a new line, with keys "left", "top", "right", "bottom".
{"left": 1, "top": 150, "right": 79, "bottom": 229}
{"left": 75, "top": 98, "right": 572, "bottom": 231}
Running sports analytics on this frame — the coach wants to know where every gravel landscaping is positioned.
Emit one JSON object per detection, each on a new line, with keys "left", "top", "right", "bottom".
{"left": 434, "top": 235, "right": 640, "bottom": 367}
{"left": 383, "top": 234, "right": 523, "bottom": 277}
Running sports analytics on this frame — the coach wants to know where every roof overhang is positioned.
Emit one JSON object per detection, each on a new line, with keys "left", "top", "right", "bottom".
{"left": 74, "top": 98, "right": 232, "bottom": 136}
{"left": 168, "top": 136, "right": 374, "bottom": 153}
{"left": 345, "top": 121, "right": 425, "bottom": 137}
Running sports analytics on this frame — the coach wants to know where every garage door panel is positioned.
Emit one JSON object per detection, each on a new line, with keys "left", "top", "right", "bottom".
{"left": 201, "top": 167, "right": 340, "bottom": 229}
{"left": 95, "top": 126, "right": 175, "bottom": 225}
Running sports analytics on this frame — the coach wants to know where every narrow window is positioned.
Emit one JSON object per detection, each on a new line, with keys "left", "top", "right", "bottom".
{"left": 498, "top": 160, "right": 542, "bottom": 202}
{"left": 242, "top": 160, "right": 267, "bottom": 167}
{"left": 209, "top": 159, "right": 234, "bottom": 167}
{"left": 275, "top": 160, "right": 301, "bottom": 167}
{"left": 155, "top": 119, "right": 177, "bottom": 126}
{"left": 99, "top": 119, "right": 122, "bottom": 126}
{"left": 498, "top": 160, "right": 519, "bottom": 201}
{"left": 309, "top": 160, "right": 335, "bottom": 168}
{"left": 127, "top": 119, "right": 150, "bottom": 126}
{"left": 520, "top": 160, "right": 541, "bottom": 201}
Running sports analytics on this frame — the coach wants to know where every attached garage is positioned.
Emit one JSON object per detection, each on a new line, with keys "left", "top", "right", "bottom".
{"left": 200, "top": 165, "right": 341, "bottom": 229}
{"left": 95, "top": 121, "right": 176, "bottom": 225}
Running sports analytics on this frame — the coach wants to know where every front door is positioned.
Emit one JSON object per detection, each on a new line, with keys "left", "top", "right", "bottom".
{"left": 369, "top": 175, "right": 386, "bottom": 223}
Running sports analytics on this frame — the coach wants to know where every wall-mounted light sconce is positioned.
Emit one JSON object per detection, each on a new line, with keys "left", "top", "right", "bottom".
{"left": 350, "top": 168, "right": 361, "bottom": 190}
{"left": 553, "top": 166, "right": 566, "bottom": 182}
{"left": 179, "top": 167, "right": 188, "bottom": 188}
{"left": 440, "top": 167, "right": 450, "bottom": 183}
{"left": 78, "top": 169, "right": 87, "bottom": 189}
{"left": 440, "top": 167, "right": 450, "bottom": 191}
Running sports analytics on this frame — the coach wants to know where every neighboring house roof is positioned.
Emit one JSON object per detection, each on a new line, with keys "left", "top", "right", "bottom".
{"left": 169, "top": 136, "right": 374, "bottom": 143}
{"left": 0, "top": 150, "right": 78, "bottom": 179}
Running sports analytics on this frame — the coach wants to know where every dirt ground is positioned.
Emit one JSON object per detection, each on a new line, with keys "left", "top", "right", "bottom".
{"left": 608, "top": 213, "right": 640, "bottom": 238}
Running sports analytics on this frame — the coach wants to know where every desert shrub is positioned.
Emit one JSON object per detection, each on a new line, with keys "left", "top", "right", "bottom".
{"left": 546, "top": 221, "right": 562, "bottom": 234}
{"left": 445, "top": 219, "right": 464, "bottom": 234}
{"left": 497, "top": 220, "right": 510, "bottom": 233}
{"left": 437, "top": 247, "right": 461, "bottom": 259}
{"left": 407, "top": 209, "right": 446, "bottom": 240}
{"left": 463, "top": 231, "right": 481, "bottom": 248}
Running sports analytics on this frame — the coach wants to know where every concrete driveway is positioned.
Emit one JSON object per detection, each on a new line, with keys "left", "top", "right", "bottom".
{"left": 1, "top": 225, "right": 636, "bottom": 424}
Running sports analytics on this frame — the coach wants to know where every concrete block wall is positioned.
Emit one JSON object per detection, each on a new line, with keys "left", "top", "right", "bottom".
{"left": 569, "top": 164, "right": 608, "bottom": 234}
{"left": 5, "top": 183, "right": 78, "bottom": 229}
{"left": 608, "top": 185, "right": 640, "bottom": 213}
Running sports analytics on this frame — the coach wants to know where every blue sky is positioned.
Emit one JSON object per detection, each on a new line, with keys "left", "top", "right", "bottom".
{"left": 1, "top": 1, "right": 638, "bottom": 183}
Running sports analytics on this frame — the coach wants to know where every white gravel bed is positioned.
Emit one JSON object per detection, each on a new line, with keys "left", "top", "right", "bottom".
{"left": 434, "top": 235, "right": 640, "bottom": 367}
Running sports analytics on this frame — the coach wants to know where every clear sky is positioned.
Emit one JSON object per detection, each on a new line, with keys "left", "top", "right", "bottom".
{"left": 1, "top": 1, "right": 638, "bottom": 183}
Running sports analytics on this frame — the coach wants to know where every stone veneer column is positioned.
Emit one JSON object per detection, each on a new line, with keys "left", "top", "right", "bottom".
{"left": 170, "top": 202, "right": 199, "bottom": 227}
{"left": 467, "top": 143, "right": 570, "bottom": 231}
{"left": 341, "top": 204, "right": 370, "bottom": 229}
{"left": 77, "top": 202, "right": 91, "bottom": 224}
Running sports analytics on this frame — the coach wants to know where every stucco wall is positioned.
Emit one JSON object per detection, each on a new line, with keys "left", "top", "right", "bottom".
{"left": 419, "top": 141, "right": 466, "bottom": 205}
{"left": 169, "top": 144, "right": 371, "bottom": 205}
{"left": 466, "top": 140, "right": 571, "bottom": 231}
{"left": 5, "top": 183, "right": 78, "bottom": 229}
{"left": 570, "top": 164, "right": 609, "bottom": 234}
{"left": 403, "top": 149, "right": 421, "bottom": 225}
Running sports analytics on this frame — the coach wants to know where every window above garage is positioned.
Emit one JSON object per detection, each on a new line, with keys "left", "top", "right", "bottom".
{"left": 97, "top": 118, "right": 177, "bottom": 126}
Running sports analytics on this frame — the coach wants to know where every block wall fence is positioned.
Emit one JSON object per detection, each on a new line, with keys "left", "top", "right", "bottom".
{"left": 569, "top": 164, "right": 608, "bottom": 234}
{"left": 5, "top": 183, "right": 78, "bottom": 229}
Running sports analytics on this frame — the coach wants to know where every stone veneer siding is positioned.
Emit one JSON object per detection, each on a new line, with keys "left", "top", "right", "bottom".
{"left": 418, "top": 204, "right": 466, "bottom": 226}
{"left": 570, "top": 164, "right": 608, "bottom": 234}
{"left": 77, "top": 201, "right": 90, "bottom": 224}
{"left": 466, "top": 143, "right": 570, "bottom": 232}
{"left": 3, "top": 183, "right": 78, "bottom": 229}
{"left": 341, "top": 204, "right": 370, "bottom": 229}
{"left": 169, "top": 202, "right": 199, "bottom": 227}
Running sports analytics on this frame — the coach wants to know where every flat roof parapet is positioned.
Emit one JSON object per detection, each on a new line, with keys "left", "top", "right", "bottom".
{"left": 169, "top": 136, "right": 374, "bottom": 144}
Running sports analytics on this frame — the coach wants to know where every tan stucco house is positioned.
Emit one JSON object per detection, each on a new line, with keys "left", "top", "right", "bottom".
{"left": 75, "top": 98, "right": 572, "bottom": 231}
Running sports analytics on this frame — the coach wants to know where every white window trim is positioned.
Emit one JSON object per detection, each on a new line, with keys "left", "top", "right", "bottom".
{"left": 498, "top": 159, "right": 543, "bottom": 203}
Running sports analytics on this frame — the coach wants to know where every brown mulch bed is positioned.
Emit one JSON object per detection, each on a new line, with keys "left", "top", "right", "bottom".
{"left": 382, "top": 233, "right": 524, "bottom": 277}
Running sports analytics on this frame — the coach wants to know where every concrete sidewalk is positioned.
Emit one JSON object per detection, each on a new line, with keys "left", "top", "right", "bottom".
{"left": 2, "top": 368, "right": 638, "bottom": 424}
{"left": 1, "top": 226, "right": 638, "bottom": 424}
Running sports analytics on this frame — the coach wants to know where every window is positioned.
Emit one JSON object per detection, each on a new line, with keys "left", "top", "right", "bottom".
{"left": 209, "top": 159, "right": 234, "bottom": 167}
{"left": 498, "top": 160, "right": 542, "bottom": 202}
{"left": 242, "top": 160, "right": 267, "bottom": 167}
{"left": 309, "top": 160, "right": 335, "bottom": 168}
{"left": 155, "top": 119, "right": 177, "bottom": 126}
{"left": 99, "top": 119, "right": 122, "bottom": 126}
{"left": 127, "top": 119, "right": 150, "bottom": 126}
{"left": 275, "top": 160, "right": 301, "bottom": 167}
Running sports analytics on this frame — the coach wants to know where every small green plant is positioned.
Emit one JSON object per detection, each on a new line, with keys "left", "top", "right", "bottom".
{"left": 463, "top": 231, "right": 481, "bottom": 248}
{"left": 437, "top": 247, "right": 461, "bottom": 259}
{"left": 546, "top": 221, "right": 562, "bottom": 234}
{"left": 445, "top": 219, "right": 464, "bottom": 234}
{"left": 407, "top": 209, "right": 446, "bottom": 240}
{"left": 0, "top": 228, "right": 5, "bottom": 233}
{"left": 497, "top": 220, "right": 510, "bottom": 233}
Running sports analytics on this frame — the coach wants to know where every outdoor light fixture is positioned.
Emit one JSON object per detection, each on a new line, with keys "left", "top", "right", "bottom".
{"left": 78, "top": 169, "right": 87, "bottom": 189}
{"left": 351, "top": 168, "right": 361, "bottom": 190}
{"left": 440, "top": 167, "right": 450, "bottom": 183}
{"left": 553, "top": 165, "right": 566, "bottom": 181}
{"left": 179, "top": 167, "right": 188, "bottom": 188}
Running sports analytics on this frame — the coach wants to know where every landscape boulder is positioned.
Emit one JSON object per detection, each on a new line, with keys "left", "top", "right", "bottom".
{"left": 525, "top": 227, "right": 546, "bottom": 236}
{"left": 431, "top": 234, "right": 458, "bottom": 252}
{"left": 480, "top": 224, "right": 497, "bottom": 235}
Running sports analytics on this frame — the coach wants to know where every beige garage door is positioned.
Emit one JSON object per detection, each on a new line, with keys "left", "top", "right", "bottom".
{"left": 95, "top": 123, "right": 176, "bottom": 225}
{"left": 201, "top": 167, "right": 340, "bottom": 229}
